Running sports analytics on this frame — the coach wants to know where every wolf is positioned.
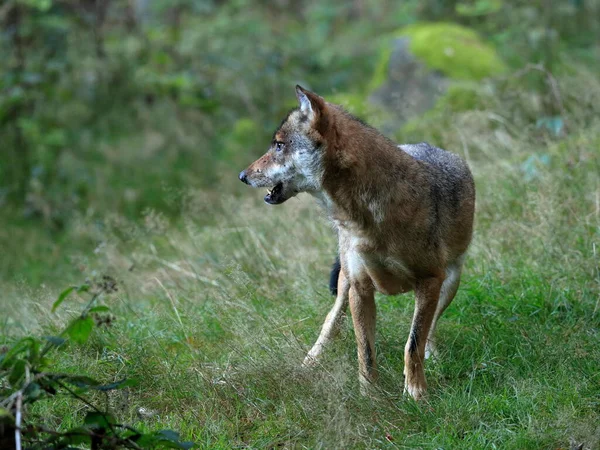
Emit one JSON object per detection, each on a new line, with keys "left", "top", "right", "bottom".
{"left": 239, "top": 86, "right": 475, "bottom": 400}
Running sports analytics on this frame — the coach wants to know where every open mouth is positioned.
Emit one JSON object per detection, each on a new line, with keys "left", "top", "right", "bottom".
{"left": 264, "top": 182, "right": 287, "bottom": 205}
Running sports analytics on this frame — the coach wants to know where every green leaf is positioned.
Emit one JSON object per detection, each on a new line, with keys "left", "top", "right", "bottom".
{"left": 84, "top": 411, "right": 116, "bottom": 430}
{"left": 155, "top": 430, "right": 194, "bottom": 449}
{"left": 64, "top": 376, "right": 138, "bottom": 391}
{"left": 157, "top": 442, "right": 195, "bottom": 449}
{"left": 9, "top": 359, "right": 27, "bottom": 386}
{"left": 44, "top": 336, "right": 66, "bottom": 346}
{"left": 60, "top": 427, "right": 92, "bottom": 445}
{"left": 23, "top": 382, "right": 43, "bottom": 401}
{"left": 94, "top": 378, "right": 138, "bottom": 391}
{"left": 52, "top": 286, "right": 75, "bottom": 312}
{"left": 51, "top": 284, "right": 90, "bottom": 313}
{"left": 0, "top": 407, "right": 14, "bottom": 421}
{"left": 0, "top": 338, "right": 34, "bottom": 367}
{"left": 89, "top": 305, "right": 110, "bottom": 313}
{"left": 66, "top": 317, "right": 94, "bottom": 344}
{"left": 63, "top": 375, "right": 101, "bottom": 389}
{"left": 157, "top": 430, "right": 181, "bottom": 441}
{"left": 134, "top": 434, "right": 157, "bottom": 447}
{"left": 135, "top": 430, "right": 194, "bottom": 449}
{"left": 27, "top": 337, "right": 40, "bottom": 362}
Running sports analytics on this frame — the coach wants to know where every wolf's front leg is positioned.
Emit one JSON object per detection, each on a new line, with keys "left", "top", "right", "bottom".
{"left": 303, "top": 269, "right": 350, "bottom": 367}
{"left": 404, "top": 276, "right": 443, "bottom": 400}
{"left": 348, "top": 277, "right": 377, "bottom": 392}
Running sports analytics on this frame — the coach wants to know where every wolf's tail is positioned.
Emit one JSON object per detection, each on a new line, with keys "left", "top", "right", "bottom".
{"left": 329, "top": 256, "right": 341, "bottom": 296}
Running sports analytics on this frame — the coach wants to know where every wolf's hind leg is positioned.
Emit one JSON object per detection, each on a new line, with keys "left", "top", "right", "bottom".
{"left": 303, "top": 269, "right": 349, "bottom": 367}
{"left": 404, "top": 276, "right": 442, "bottom": 400}
{"left": 425, "top": 257, "right": 464, "bottom": 359}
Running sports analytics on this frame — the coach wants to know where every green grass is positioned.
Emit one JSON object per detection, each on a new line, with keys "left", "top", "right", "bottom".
{"left": 2, "top": 85, "right": 600, "bottom": 450}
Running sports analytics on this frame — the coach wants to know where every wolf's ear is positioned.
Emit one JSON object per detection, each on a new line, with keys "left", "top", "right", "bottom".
{"left": 296, "top": 85, "right": 326, "bottom": 126}
{"left": 296, "top": 85, "right": 314, "bottom": 115}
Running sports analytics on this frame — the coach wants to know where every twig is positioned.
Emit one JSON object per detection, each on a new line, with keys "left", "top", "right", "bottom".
{"left": 82, "top": 291, "right": 102, "bottom": 314}
{"left": 15, "top": 391, "right": 22, "bottom": 450}
{"left": 0, "top": 390, "right": 20, "bottom": 409}
{"left": 54, "top": 379, "right": 143, "bottom": 449}
{"left": 54, "top": 379, "right": 121, "bottom": 440}
{"left": 1, "top": 372, "right": 48, "bottom": 409}
{"left": 54, "top": 379, "right": 103, "bottom": 414}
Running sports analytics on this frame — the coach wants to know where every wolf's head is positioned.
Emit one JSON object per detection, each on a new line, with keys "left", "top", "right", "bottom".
{"left": 239, "top": 85, "right": 329, "bottom": 205}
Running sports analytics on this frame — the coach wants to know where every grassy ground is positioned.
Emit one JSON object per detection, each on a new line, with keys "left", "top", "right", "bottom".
{"left": 2, "top": 92, "right": 600, "bottom": 448}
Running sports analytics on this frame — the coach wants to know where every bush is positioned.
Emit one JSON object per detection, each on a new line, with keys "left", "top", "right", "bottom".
{"left": 0, "top": 278, "right": 194, "bottom": 449}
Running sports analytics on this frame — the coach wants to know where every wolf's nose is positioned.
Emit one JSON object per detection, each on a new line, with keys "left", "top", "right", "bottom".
{"left": 239, "top": 170, "right": 249, "bottom": 184}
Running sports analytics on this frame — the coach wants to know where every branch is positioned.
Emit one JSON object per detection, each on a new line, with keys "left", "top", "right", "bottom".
{"left": 15, "top": 391, "right": 22, "bottom": 450}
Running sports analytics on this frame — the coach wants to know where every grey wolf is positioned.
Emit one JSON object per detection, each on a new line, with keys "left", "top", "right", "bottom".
{"left": 239, "top": 86, "right": 475, "bottom": 400}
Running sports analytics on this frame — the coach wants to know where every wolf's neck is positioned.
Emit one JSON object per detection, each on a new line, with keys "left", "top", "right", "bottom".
{"left": 319, "top": 117, "right": 421, "bottom": 227}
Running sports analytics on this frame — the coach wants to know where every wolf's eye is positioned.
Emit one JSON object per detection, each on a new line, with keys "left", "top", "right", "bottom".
{"left": 275, "top": 142, "right": 285, "bottom": 152}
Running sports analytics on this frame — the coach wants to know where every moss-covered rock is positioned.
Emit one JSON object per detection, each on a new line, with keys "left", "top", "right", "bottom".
{"left": 401, "top": 22, "right": 506, "bottom": 80}
{"left": 368, "top": 36, "right": 449, "bottom": 132}
{"left": 371, "top": 23, "right": 506, "bottom": 92}
{"left": 368, "top": 22, "right": 505, "bottom": 133}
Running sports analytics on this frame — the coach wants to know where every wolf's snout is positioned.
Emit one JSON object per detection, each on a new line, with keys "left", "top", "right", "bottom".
{"left": 239, "top": 170, "right": 249, "bottom": 184}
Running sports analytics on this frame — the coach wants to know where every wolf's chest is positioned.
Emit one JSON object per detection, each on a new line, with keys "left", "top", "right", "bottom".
{"left": 342, "top": 235, "right": 415, "bottom": 295}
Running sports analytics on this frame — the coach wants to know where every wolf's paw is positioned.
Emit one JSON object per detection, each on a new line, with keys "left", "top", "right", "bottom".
{"left": 404, "top": 378, "right": 427, "bottom": 401}
{"left": 302, "top": 354, "right": 319, "bottom": 368}
{"left": 359, "top": 373, "right": 378, "bottom": 397}
{"left": 303, "top": 341, "right": 327, "bottom": 368}
{"left": 302, "top": 347, "right": 323, "bottom": 368}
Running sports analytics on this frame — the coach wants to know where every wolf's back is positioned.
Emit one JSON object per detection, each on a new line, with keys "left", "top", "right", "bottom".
{"left": 327, "top": 142, "right": 475, "bottom": 296}
{"left": 399, "top": 142, "right": 473, "bottom": 186}
{"left": 400, "top": 142, "right": 475, "bottom": 218}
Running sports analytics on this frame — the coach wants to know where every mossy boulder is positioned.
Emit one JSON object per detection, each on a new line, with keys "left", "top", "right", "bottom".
{"left": 400, "top": 22, "right": 506, "bottom": 81}
{"left": 369, "top": 22, "right": 506, "bottom": 131}
{"left": 369, "top": 36, "right": 448, "bottom": 132}
{"left": 371, "top": 23, "right": 506, "bottom": 90}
